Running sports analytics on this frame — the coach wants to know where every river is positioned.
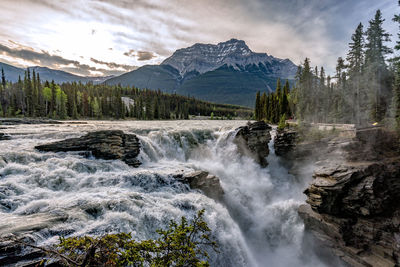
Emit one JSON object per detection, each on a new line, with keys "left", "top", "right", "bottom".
{"left": 0, "top": 120, "right": 331, "bottom": 266}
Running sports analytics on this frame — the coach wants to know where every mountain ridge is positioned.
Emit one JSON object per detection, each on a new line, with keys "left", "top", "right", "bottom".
{"left": 0, "top": 62, "right": 113, "bottom": 84}
{"left": 161, "top": 38, "right": 296, "bottom": 78}
{"left": 105, "top": 39, "right": 297, "bottom": 107}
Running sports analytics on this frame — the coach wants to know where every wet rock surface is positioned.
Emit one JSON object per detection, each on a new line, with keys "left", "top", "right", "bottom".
{"left": 0, "top": 118, "right": 62, "bottom": 125}
{"left": 0, "top": 235, "right": 46, "bottom": 267}
{"left": 299, "top": 127, "right": 400, "bottom": 267}
{"left": 0, "top": 133, "right": 11, "bottom": 141}
{"left": 174, "top": 170, "right": 224, "bottom": 201}
{"left": 234, "top": 121, "right": 271, "bottom": 167}
{"left": 273, "top": 129, "right": 297, "bottom": 157}
{"left": 35, "top": 130, "right": 141, "bottom": 167}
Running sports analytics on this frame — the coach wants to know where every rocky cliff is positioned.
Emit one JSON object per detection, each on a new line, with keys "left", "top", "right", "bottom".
{"left": 284, "top": 127, "right": 400, "bottom": 267}
{"left": 234, "top": 121, "right": 272, "bottom": 167}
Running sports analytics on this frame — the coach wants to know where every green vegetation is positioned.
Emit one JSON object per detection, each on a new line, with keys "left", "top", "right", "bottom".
{"left": 0, "top": 70, "right": 252, "bottom": 120}
{"left": 291, "top": 9, "right": 394, "bottom": 126}
{"left": 19, "top": 209, "right": 218, "bottom": 266}
{"left": 254, "top": 78, "right": 291, "bottom": 124}
{"left": 255, "top": 7, "right": 400, "bottom": 134}
{"left": 277, "top": 114, "right": 287, "bottom": 131}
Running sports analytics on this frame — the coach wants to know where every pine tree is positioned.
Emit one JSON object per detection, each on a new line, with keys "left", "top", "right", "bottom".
{"left": 1, "top": 68, "right": 5, "bottom": 89}
{"left": 281, "top": 80, "right": 290, "bottom": 117}
{"left": 0, "top": 68, "right": 7, "bottom": 117}
{"left": 393, "top": 4, "right": 400, "bottom": 131}
{"left": 365, "top": 9, "right": 392, "bottom": 122}
{"left": 50, "top": 80, "right": 57, "bottom": 117}
{"left": 346, "top": 23, "right": 365, "bottom": 124}
{"left": 296, "top": 58, "right": 313, "bottom": 121}
{"left": 255, "top": 91, "right": 261, "bottom": 121}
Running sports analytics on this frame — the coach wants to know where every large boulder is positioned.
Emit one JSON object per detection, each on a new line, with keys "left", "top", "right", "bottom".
{"left": 35, "top": 130, "right": 141, "bottom": 167}
{"left": 234, "top": 121, "right": 271, "bottom": 167}
{"left": 174, "top": 171, "right": 224, "bottom": 201}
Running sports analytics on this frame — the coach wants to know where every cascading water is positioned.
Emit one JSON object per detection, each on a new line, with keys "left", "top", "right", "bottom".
{"left": 0, "top": 120, "right": 331, "bottom": 266}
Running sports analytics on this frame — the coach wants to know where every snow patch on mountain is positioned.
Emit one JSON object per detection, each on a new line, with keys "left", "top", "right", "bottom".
{"left": 161, "top": 39, "right": 296, "bottom": 78}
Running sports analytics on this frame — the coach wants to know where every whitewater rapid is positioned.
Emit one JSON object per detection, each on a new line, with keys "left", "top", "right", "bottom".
{"left": 0, "top": 120, "right": 329, "bottom": 266}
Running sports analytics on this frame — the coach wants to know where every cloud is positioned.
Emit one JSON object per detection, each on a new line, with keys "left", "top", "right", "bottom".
{"left": 90, "top": 57, "right": 136, "bottom": 71}
{"left": 123, "top": 49, "right": 135, "bottom": 57}
{"left": 0, "top": 43, "right": 130, "bottom": 76}
{"left": 0, "top": 0, "right": 398, "bottom": 74}
{"left": 137, "top": 51, "right": 157, "bottom": 61}
{"left": 123, "top": 49, "right": 157, "bottom": 61}
{"left": 0, "top": 43, "right": 81, "bottom": 67}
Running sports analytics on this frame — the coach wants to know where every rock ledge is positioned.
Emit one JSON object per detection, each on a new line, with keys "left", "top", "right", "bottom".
{"left": 35, "top": 130, "right": 141, "bottom": 167}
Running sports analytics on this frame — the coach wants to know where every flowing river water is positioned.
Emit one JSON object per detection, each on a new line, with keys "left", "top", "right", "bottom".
{"left": 0, "top": 120, "right": 333, "bottom": 266}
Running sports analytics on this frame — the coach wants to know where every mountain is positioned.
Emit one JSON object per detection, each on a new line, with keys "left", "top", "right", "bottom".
{"left": 0, "top": 62, "right": 113, "bottom": 84}
{"left": 105, "top": 39, "right": 297, "bottom": 107}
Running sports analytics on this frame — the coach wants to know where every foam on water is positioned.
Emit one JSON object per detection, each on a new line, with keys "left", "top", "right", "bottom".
{"left": 0, "top": 120, "right": 328, "bottom": 266}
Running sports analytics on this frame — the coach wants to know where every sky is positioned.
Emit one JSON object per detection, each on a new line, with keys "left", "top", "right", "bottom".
{"left": 0, "top": 0, "right": 398, "bottom": 77}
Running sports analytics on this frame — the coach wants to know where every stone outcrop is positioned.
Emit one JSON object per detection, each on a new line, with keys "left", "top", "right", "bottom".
{"left": 35, "top": 130, "right": 141, "bottom": 167}
{"left": 174, "top": 171, "right": 224, "bottom": 201}
{"left": 0, "top": 133, "right": 10, "bottom": 141}
{"left": 0, "top": 235, "right": 47, "bottom": 267}
{"left": 234, "top": 121, "right": 271, "bottom": 167}
{"left": 0, "top": 118, "right": 62, "bottom": 125}
{"left": 299, "top": 127, "right": 400, "bottom": 267}
{"left": 273, "top": 129, "right": 297, "bottom": 157}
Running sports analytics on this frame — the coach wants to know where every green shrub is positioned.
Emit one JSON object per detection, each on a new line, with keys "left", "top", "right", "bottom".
{"left": 20, "top": 209, "right": 218, "bottom": 267}
{"left": 278, "top": 114, "right": 287, "bottom": 131}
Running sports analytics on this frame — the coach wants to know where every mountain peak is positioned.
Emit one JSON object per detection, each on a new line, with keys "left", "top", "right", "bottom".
{"left": 161, "top": 39, "right": 281, "bottom": 76}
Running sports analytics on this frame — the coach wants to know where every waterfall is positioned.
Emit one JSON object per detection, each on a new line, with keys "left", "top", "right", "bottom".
{"left": 0, "top": 120, "right": 330, "bottom": 266}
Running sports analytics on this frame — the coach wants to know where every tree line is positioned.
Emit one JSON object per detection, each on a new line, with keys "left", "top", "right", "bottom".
{"left": 254, "top": 79, "right": 291, "bottom": 124}
{"left": 0, "top": 69, "right": 252, "bottom": 120}
{"left": 255, "top": 6, "right": 400, "bottom": 132}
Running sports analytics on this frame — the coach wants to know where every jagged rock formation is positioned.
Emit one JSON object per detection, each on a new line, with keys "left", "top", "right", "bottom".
{"left": 161, "top": 39, "right": 296, "bottom": 77}
{"left": 174, "top": 171, "right": 224, "bottom": 201}
{"left": 35, "top": 130, "right": 141, "bottom": 167}
{"left": 274, "top": 129, "right": 297, "bottom": 157}
{"left": 298, "top": 127, "right": 400, "bottom": 267}
{"left": 234, "top": 121, "right": 271, "bottom": 167}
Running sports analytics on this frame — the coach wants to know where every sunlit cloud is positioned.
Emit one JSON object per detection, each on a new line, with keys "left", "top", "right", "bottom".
{"left": 0, "top": 0, "right": 397, "bottom": 75}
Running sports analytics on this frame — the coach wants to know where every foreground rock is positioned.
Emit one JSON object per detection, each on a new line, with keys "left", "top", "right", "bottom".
{"left": 0, "top": 235, "right": 46, "bottom": 267}
{"left": 35, "top": 130, "right": 141, "bottom": 167}
{"left": 174, "top": 171, "right": 224, "bottom": 201}
{"left": 234, "top": 121, "right": 271, "bottom": 167}
{"left": 299, "top": 127, "right": 400, "bottom": 267}
{"left": 0, "top": 133, "right": 11, "bottom": 141}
